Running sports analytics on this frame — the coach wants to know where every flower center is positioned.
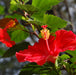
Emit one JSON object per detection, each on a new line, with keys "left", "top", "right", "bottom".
{"left": 41, "top": 25, "right": 50, "bottom": 52}
{"left": 6, "top": 20, "right": 16, "bottom": 29}
{"left": 5, "top": 18, "right": 18, "bottom": 29}
{"left": 41, "top": 25, "right": 50, "bottom": 40}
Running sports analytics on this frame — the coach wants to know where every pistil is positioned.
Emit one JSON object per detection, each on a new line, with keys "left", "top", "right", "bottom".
{"left": 46, "top": 39, "right": 50, "bottom": 52}
{"left": 40, "top": 25, "right": 50, "bottom": 52}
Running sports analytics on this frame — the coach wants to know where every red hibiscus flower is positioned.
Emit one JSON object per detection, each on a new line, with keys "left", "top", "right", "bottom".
{"left": 0, "top": 28, "right": 15, "bottom": 47}
{"left": 16, "top": 28, "right": 76, "bottom": 65}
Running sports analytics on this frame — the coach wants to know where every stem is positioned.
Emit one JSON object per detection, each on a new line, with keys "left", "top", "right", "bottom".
{"left": 13, "top": 6, "right": 40, "bottom": 39}
{"left": 22, "top": 29, "right": 40, "bottom": 39}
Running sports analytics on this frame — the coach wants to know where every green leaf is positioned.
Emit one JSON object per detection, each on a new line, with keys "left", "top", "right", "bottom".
{"left": 19, "top": 63, "right": 51, "bottom": 75}
{"left": 2, "top": 42, "right": 29, "bottom": 57}
{"left": 65, "top": 50, "right": 76, "bottom": 63}
{"left": 60, "top": 54, "right": 70, "bottom": 61}
{"left": 71, "top": 64, "right": 76, "bottom": 69}
{"left": 32, "top": 0, "right": 62, "bottom": 12}
{"left": 50, "top": 71, "right": 57, "bottom": 75}
{"left": 70, "top": 57, "right": 76, "bottom": 63}
{"left": 0, "top": 5, "right": 5, "bottom": 15}
{"left": 32, "top": 25, "right": 36, "bottom": 31}
{"left": 32, "top": 14, "right": 67, "bottom": 32}
{"left": 65, "top": 50, "right": 76, "bottom": 58}
{"left": 22, "top": 0, "right": 29, "bottom": 4}
{"left": 32, "top": 0, "right": 66, "bottom": 32}
{"left": 9, "top": 0, "right": 18, "bottom": 12}
{"left": 5, "top": 14, "right": 26, "bottom": 20}
{"left": 32, "top": 12, "right": 44, "bottom": 22}
{"left": 18, "top": 4, "right": 38, "bottom": 15}
{"left": 11, "top": 30, "right": 29, "bottom": 43}
{"left": 0, "top": 49, "right": 5, "bottom": 56}
{"left": 40, "top": 74, "right": 50, "bottom": 75}
{"left": 43, "top": 14, "right": 67, "bottom": 32}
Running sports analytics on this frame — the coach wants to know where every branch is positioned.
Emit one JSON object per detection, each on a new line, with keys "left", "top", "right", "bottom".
{"left": 22, "top": 29, "right": 40, "bottom": 39}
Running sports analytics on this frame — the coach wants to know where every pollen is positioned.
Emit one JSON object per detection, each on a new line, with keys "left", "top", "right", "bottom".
{"left": 41, "top": 25, "right": 50, "bottom": 40}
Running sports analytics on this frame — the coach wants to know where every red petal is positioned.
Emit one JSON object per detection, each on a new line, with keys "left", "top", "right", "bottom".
{"left": 55, "top": 30, "right": 76, "bottom": 52}
{"left": 16, "top": 38, "right": 50, "bottom": 65}
{"left": 0, "top": 28, "right": 15, "bottom": 47}
{"left": 48, "top": 35, "right": 55, "bottom": 55}
{"left": 16, "top": 52, "right": 26, "bottom": 62}
{"left": 16, "top": 30, "right": 76, "bottom": 65}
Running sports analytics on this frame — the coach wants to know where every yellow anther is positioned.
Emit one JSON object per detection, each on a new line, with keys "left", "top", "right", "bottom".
{"left": 7, "top": 20, "right": 16, "bottom": 28}
{"left": 41, "top": 25, "right": 50, "bottom": 40}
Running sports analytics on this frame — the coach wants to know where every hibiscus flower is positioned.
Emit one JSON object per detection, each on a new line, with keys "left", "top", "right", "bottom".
{"left": 0, "top": 18, "right": 18, "bottom": 47}
{"left": 16, "top": 25, "right": 76, "bottom": 65}
{"left": 0, "top": 28, "right": 15, "bottom": 47}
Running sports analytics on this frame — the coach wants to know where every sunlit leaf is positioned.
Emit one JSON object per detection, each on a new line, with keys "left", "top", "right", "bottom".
{"left": 32, "top": 0, "right": 62, "bottom": 12}
{"left": 32, "top": 14, "right": 67, "bottom": 32}
{"left": 5, "top": 14, "right": 26, "bottom": 20}
{"left": 11, "top": 30, "right": 29, "bottom": 43}
{"left": 22, "top": 0, "right": 29, "bottom": 3}
{"left": 44, "top": 14, "right": 67, "bottom": 32}
{"left": 60, "top": 54, "right": 70, "bottom": 61}
{"left": 0, "top": 5, "right": 5, "bottom": 15}
{"left": 65, "top": 50, "right": 76, "bottom": 58}
{"left": 9, "top": 0, "right": 18, "bottom": 11}
{"left": 18, "top": 4, "right": 38, "bottom": 15}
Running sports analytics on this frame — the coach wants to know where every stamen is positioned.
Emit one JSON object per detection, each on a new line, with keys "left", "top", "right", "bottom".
{"left": 41, "top": 25, "right": 50, "bottom": 40}
{"left": 6, "top": 20, "right": 16, "bottom": 29}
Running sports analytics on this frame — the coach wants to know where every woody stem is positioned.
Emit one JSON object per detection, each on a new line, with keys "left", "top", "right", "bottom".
{"left": 22, "top": 29, "right": 40, "bottom": 39}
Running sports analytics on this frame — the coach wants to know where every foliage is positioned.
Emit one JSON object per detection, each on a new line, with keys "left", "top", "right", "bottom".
{"left": 65, "top": 50, "right": 76, "bottom": 63}
{"left": 5, "top": 14, "right": 26, "bottom": 20}
{"left": 18, "top": 4, "right": 38, "bottom": 15}
{"left": 0, "top": 0, "right": 76, "bottom": 75}
{"left": 9, "top": 0, "right": 18, "bottom": 12}
{"left": 0, "top": 49, "right": 5, "bottom": 56}
{"left": 32, "top": 0, "right": 62, "bottom": 12}
{"left": 19, "top": 62, "right": 58, "bottom": 75}
{"left": 0, "top": 5, "right": 5, "bottom": 15}
{"left": 11, "top": 30, "right": 29, "bottom": 43}
{"left": 32, "top": 14, "right": 67, "bottom": 32}
{"left": 22, "top": 0, "right": 29, "bottom": 4}
{"left": 31, "top": 0, "right": 67, "bottom": 32}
